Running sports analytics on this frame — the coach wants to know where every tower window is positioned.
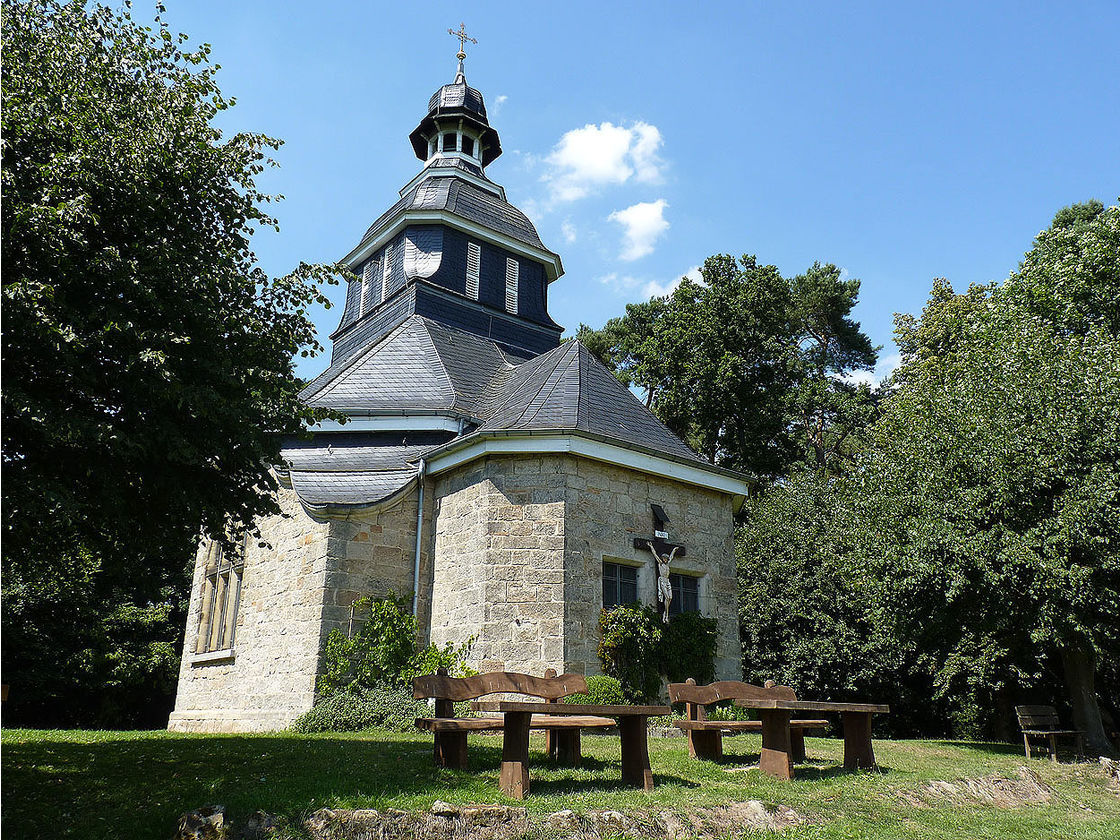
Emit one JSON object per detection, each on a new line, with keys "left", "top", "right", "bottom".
{"left": 460, "top": 135, "right": 474, "bottom": 156}
{"left": 466, "top": 241, "right": 480, "bottom": 299}
{"left": 442, "top": 132, "right": 458, "bottom": 153}
{"left": 196, "top": 538, "right": 245, "bottom": 655}
{"left": 505, "top": 257, "right": 519, "bottom": 314}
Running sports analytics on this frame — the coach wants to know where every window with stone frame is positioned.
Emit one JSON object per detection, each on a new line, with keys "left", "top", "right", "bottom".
{"left": 668, "top": 572, "right": 700, "bottom": 617}
{"left": 195, "top": 537, "right": 245, "bottom": 654}
{"left": 602, "top": 561, "right": 638, "bottom": 608}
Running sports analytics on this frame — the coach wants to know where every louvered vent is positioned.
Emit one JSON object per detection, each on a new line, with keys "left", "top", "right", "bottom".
{"left": 466, "top": 242, "right": 481, "bottom": 299}
{"left": 381, "top": 243, "right": 392, "bottom": 303}
{"left": 505, "top": 257, "right": 519, "bottom": 314}
{"left": 360, "top": 260, "right": 379, "bottom": 316}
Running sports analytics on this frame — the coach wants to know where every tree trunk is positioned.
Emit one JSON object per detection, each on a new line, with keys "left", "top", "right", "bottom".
{"left": 1059, "top": 638, "right": 1115, "bottom": 756}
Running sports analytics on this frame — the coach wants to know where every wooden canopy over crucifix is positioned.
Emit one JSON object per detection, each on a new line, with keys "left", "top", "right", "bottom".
{"left": 632, "top": 503, "right": 686, "bottom": 557}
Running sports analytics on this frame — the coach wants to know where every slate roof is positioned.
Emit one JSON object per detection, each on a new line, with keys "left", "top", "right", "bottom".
{"left": 290, "top": 319, "right": 715, "bottom": 511}
{"left": 300, "top": 315, "right": 520, "bottom": 418}
{"left": 479, "top": 340, "right": 705, "bottom": 465}
{"left": 359, "top": 176, "right": 547, "bottom": 255}
{"left": 279, "top": 432, "right": 451, "bottom": 511}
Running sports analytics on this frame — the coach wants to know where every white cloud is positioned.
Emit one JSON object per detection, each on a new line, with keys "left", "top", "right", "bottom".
{"left": 844, "top": 352, "right": 901, "bottom": 388}
{"left": 642, "top": 265, "right": 700, "bottom": 298}
{"left": 492, "top": 94, "right": 508, "bottom": 115}
{"left": 542, "top": 121, "right": 664, "bottom": 202}
{"left": 609, "top": 199, "right": 669, "bottom": 261}
{"left": 598, "top": 272, "right": 640, "bottom": 291}
{"left": 560, "top": 219, "right": 578, "bottom": 243}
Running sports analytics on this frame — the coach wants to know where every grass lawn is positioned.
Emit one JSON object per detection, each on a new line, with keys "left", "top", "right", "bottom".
{"left": 2, "top": 728, "right": 1117, "bottom": 839}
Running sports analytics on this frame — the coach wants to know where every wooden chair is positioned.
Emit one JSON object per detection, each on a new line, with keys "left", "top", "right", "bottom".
{"left": 1015, "top": 705, "right": 1084, "bottom": 762}
{"left": 667, "top": 678, "right": 829, "bottom": 762}
{"left": 413, "top": 668, "right": 614, "bottom": 769}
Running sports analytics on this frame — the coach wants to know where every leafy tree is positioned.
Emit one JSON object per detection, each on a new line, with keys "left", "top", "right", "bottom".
{"left": 786, "top": 262, "right": 879, "bottom": 470}
{"left": 856, "top": 202, "right": 1120, "bottom": 752}
{"left": 1, "top": 1, "right": 340, "bottom": 724}
{"left": 579, "top": 255, "right": 877, "bottom": 479}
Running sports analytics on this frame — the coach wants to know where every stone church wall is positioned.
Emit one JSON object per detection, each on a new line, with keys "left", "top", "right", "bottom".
{"left": 168, "top": 483, "right": 331, "bottom": 733}
{"left": 561, "top": 458, "right": 740, "bottom": 682}
{"left": 426, "top": 454, "right": 739, "bottom": 684}
{"left": 168, "top": 483, "right": 425, "bottom": 733}
{"left": 428, "top": 457, "right": 567, "bottom": 676}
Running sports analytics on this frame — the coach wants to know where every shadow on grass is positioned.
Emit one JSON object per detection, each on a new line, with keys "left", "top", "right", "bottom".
{"left": 3, "top": 733, "right": 494, "bottom": 840}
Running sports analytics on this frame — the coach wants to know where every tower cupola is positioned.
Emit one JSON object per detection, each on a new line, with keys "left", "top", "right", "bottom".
{"left": 408, "top": 25, "right": 502, "bottom": 167}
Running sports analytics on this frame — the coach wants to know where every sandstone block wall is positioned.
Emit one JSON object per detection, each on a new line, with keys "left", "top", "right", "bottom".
{"left": 168, "top": 483, "right": 331, "bottom": 732}
{"left": 426, "top": 454, "right": 739, "bottom": 683}
{"left": 428, "top": 458, "right": 567, "bottom": 675}
{"left": 561, "top": 457, "right": 740, "bottom": 681}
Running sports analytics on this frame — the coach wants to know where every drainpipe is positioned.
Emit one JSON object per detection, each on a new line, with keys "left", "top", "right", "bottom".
{"left": 411, "top": 458, "right": 426, "bottom": 616}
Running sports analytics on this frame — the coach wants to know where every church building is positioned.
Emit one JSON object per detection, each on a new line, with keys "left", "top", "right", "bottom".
{"left": 169, "top": 47, "right": 750, "bottom": 733}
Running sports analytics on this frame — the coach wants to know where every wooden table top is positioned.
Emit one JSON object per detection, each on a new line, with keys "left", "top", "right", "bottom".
{"left": 732, "top": 699, "right": 890, "bottom": 713}
{"left": 471, "top": 700, "right": 671, "bottom": 716}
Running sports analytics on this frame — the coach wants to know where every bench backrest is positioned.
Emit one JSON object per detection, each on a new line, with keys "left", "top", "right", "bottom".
{"left": 413, "top": 669, "right": 587, "bottom": 716}
{"left": 667, "top": 678, "right": 797, "bottom": 721}
{"left": 1016, "top": 705, "right": 1061, "bottom": 731}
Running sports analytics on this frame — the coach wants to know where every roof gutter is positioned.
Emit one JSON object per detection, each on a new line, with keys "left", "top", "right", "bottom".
{"left": 421, "top": 428, "right": 754, "bottom": 509}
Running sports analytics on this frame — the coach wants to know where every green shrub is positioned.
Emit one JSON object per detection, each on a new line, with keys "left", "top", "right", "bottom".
{"left": 563, "top": 675, "right": 626, "bottom": 706}
{"left": 290, "top": 685, "right": 430, "bottom": 733}
{"left": 316, "top": 592, "right": 474, "bottom": 696}
{"left": 661, "top": 610, "right": 719, "bottom": 685}
{"left": 598, "top": 604, "right": 721, "bottom": 701}
{"left": 598, "top": 605, "right": 663, "bottom": 702}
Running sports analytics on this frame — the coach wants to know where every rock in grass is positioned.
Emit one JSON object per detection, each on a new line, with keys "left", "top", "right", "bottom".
{"left": 173, "top": 806, "right": 226, "bottom": 840}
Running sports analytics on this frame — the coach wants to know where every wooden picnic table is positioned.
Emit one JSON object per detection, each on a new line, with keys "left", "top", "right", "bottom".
{"left": 472, "top": 700, "right": 670, "bottom": 796}
{"left": 732, "top": 698, "right": 890, "bottom": 780}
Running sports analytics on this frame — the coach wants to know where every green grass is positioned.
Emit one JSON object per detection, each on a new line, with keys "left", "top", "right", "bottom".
{"left": 2, "top": 729, "right": 1117, "bottom": 839}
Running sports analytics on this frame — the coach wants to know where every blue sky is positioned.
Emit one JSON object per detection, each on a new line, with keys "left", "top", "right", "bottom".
{"left": 157, "top": 1, "right": 1120, "bottom": 382}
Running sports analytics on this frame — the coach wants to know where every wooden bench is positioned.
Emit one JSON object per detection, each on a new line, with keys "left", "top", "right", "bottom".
{"left": 668, "top": 678, "right": 829, "bottom": 763}
{"left": 413, "top": 668, "right": 614, "bottom": 769}
{"left": 1016, "top": 705, "right": 1084, "bottom": 762}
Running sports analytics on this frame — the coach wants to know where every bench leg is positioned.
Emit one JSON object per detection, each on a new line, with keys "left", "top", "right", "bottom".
{"left": 790, "top": 729, "right": 806, "bottom": 763}
{"left": 619, "top": 714, "right": 654, "bottom": 790}
{"left": 434, "top": 731, "right": 468, "bottom": 769}
{"left": 1023, "top": 733, "right": 1032, "bottom": 760}
{"left": 1048, "top": 733, "right": 1058, "bottom": 763}
{"left": 842, "top": 712, "right": 876, "bottom": 771}
{"left": 554, "top": 729, "right": 581, "bottom": 767}
{"left": 688, "top": 728, "right": 723, "bottom": 761}
{"left": 759, "top": 709, "right": 794, "bottom": 780}
{"left": 499, "top": 711, "right": 532, "bottom": 799}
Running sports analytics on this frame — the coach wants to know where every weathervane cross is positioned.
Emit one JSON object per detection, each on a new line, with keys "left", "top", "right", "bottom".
{"left": 448, "top": 22, "right": 477, "bottom": 60}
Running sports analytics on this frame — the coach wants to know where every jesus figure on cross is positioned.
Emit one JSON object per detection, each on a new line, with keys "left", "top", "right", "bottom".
{"left": 644, "top": 541, "right": 680, "bottom": 623}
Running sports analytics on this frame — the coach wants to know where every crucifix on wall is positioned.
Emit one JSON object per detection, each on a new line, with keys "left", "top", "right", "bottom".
{"left": 633, "top": 504, "right": 686, "bottom": 623}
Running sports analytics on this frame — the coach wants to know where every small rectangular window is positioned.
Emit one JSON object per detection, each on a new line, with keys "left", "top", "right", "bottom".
{"left": 505, "top": 257, "right": 519, "bottom": 314}
{"left": 461, "top": 135, "right": 474, "bottom": 156}
{"left": 196, "top": 538, "right": 245, "bottom": 654}
{"left": 603, "top": 562, "right": 638, "bottom": 608}
{"left": 466, "top": 242, "right": 481, "bottom": 299}
{"left": 669, "top": 573, "right": 700, "bottom": 616}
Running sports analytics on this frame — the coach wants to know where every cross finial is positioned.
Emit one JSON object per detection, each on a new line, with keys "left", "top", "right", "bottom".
{"left": 448, "top": 22, "right": 476, "bottom": 80}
